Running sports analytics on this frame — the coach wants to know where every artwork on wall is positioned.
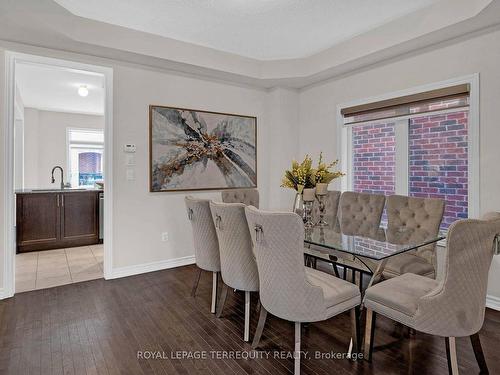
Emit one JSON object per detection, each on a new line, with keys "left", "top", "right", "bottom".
{"left": 149, "top": 105, "right": 257, "bottom": 192}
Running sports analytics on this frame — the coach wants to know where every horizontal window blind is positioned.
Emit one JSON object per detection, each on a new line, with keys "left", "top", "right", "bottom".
{"left": 68, "top": 128, "right": 104, "bottom": 144}
{"left": 342, "top": 84, "right": 470, "bottom": 125}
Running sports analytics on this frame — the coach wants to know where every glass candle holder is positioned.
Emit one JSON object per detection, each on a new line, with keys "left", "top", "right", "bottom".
{"left": 303, "top": 200, "right": 314, "bottom": 229}
{"left": 316, "top": 195, "right": 328, "bottom": 227}
{"left": 315, "top": 183, "right": 328, "bottom": 227}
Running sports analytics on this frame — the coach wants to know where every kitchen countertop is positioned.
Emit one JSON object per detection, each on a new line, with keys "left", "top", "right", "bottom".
{"left": 15, "top": 188, "right": 104, "bottom": 194}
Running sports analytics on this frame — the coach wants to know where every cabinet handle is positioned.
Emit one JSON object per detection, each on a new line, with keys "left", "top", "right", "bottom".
{"left": 57, "top": 195, "right": 60, "bottom": 207}
{"left": 61, "top": 195, "right": 64, "bottom": 207}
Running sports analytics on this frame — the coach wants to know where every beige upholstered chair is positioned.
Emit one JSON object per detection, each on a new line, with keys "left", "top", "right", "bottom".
{"left": 245, "top": 206, "right": 361, "bottom": 374}
{"left": 222, "top": 188, "right": 259, "bottom": 208}
{"left": 185, "top": 196, "right": 221, "bottom": 313}
{"left": 209, "top": 202, "right": 259, "bottom": 342}
{"left": 363, "top": 214, "right": 500, "bottom": 374}
{"left": 339, "top": 192, "right": 386, "bottom": 237}
{"left": 383, "top": 195, "right": 444, "bottom": 280}
{"left": 332, "top": 192, "right": 386, "bottom": 280}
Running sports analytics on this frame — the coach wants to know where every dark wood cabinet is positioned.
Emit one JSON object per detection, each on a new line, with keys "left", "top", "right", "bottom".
{"left": 16, "top": 191, "right": 100, "bottom": 253}
{"left": 60, "top": 192, "right": 99, "bottom": 242}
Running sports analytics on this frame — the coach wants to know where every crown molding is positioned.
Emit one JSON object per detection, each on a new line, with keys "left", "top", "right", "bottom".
{"left": 0, "top": 0, "right": 498, "bottom": 89}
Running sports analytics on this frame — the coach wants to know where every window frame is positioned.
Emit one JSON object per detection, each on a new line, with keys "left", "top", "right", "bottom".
{"left": 66, "top": 127, "right": 105, "bottom": 188}
{"left": 337, "top": 75, "right": 480, "bottom": 233}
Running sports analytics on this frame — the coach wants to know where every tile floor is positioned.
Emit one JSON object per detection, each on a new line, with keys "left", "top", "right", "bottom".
{"left": 15, "top": 244, "right": 104, "bottom": 292}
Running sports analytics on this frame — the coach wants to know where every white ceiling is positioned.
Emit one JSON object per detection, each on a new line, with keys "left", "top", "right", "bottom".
{"left": 53, "top": 0, "right": 437, "bottom": 60}
{"left": 15, "top": 62, "right": 105, "bottom": 115}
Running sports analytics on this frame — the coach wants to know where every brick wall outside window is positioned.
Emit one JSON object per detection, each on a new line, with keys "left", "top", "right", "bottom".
{"left": 350, "top": 110, "right": 468, "bottom": 232}
{"left": 78, "top": 152, "right": 102, "bottom": 173}
{"left": 78, "top": 152, "right": 103, "bottom": 186}
{"left": 409, "top": 111, "right": 468, "bottom": 229}
{"left": 352, "top": 122, "right": 396, "bottom": 196}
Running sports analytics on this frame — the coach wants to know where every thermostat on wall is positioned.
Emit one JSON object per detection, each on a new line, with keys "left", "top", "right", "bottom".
{"left": 123, "top": 144, "right": 136, "bottom": 153}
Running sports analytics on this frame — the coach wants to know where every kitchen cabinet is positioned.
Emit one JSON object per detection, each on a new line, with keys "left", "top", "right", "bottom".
{"left": 16, "top": 190, "right": 101, "bottom": 253}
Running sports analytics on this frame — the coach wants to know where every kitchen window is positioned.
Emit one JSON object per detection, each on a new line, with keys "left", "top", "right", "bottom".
{"left": 67, "top": 128, "right": 104, "bottom": 188}
{"left": 340, "top": 81, "right": 478, "bottom": 231}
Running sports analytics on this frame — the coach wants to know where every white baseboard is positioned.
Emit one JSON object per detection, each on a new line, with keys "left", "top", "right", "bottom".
{"left": 486, "top": 294, "right": 500, "bottom": 311}
{"left": 108, "top": 255, "right": 195, "bottom": 280}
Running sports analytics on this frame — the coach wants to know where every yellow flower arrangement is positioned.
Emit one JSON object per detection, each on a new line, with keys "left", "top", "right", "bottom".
{"left": 312, "top": 152, "right": 345, "bottom": 184}
{"left": 280, "top": 155, "right": 315, "bottom": 191}
{"left": 281, "top": 153, "right": 345, "bottom": 192}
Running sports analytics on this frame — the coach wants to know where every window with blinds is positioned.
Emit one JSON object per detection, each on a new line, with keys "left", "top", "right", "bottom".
{"left": 341, "top": 84, "right": 471, "bottom": 231}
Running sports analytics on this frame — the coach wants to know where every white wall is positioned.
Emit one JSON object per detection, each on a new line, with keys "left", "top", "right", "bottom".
{"left": 22, "top": 109, "right": 104, "bottom": 189}
{"left": 265, "top": 88, "right": 300, "bottom": 210}
{"left": 111, "top": 64, "right": 270, "bottom": 269}
{"left": 299, "top": 29, "right": 500, "bottom": 301}
{"left": 0, "top": 49, "right": 6, "bottom": 296}
{"left": 13, "top": 86, "right": 24, "bottom": 190}
{"left": 22, "top": 108, "right": 38, "bottom": 189}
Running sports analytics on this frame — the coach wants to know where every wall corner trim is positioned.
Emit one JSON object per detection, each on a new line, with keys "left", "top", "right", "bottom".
{"left": 108, "top": 255, "right": 196, "bottom": 280}
{"left": 486, "top": 294, "right": 500, "bottom": 311}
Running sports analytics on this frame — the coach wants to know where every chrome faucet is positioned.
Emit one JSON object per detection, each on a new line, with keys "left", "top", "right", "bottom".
{"left": 51, "top": 166, "right": 65, "bottom": 189}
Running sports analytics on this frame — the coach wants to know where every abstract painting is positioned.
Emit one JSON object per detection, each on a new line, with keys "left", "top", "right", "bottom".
{"left": 149, "top": 105, "right": 257, "bottom": 192}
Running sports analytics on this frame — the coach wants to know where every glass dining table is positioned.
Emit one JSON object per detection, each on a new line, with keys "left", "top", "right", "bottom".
{"left": 304, "top": 226, "right": 445, "bottom": 292}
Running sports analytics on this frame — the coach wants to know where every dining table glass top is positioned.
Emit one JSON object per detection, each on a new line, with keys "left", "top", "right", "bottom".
{"left": 304, "top": 226, "right": 445, "bottom": 261}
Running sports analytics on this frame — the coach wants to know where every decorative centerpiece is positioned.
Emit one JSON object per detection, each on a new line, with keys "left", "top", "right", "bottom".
{"left": 281, "top": 153, "right": 344, "bottom": 228}
{"left": 311, "top": 153, "right": 345, "bottom": 227}
{"left": 281, "top": 155, "right": 315, "bottom": 225}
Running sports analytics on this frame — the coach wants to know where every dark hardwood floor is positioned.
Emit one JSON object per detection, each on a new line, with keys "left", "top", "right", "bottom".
{"left": 1, "top": 264, "right": 499, "bottom": 374}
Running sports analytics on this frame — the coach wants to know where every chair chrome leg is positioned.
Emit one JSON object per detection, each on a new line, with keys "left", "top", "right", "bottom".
{"left": 191, "top": 268, "right": 202, "bottom": 297}
{"left": 332, "top": 263, "right": 340, "bottom": 278}
{"left": 252, "top": 302, "right": 268, "bottom": 349}
{"left": 470, "top": 333, "right": 489, "bottom": 374}
{"left": 244, "top": 291, "right": 251, "bottom": 342}
{"left": 445, "top": 337, "right": 459, "bottom": 375}
{"left": 294, "top": 322, "right": 301, "bottom": 375}
{"left": 210, "top": 272, "right": 218, "bottom": 314}
{"left": 216, "top": 283, "right": 229, "bottom": 318}
{"left": 363, "top": 308, "right": 376, "bottom": 361}
{"left": 348, "top": 307, "right": 360, "bottom": 359}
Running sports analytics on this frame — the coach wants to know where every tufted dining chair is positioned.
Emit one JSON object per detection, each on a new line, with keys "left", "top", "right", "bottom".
{"left": 209, "top": 201, "right": 259, "bottom": 341}
{"left": 383, "top": 195, "right": 444, "bottom": 280}
{"left": 245, "top": 206, "right": 361, "bottom": 374}
{"left": 222, "top": 188, "right": 259, "bottom": 208}
{"left": 339, "top": 192, "right": 386, "bottom": 237}
{"left": 185, "top": 196, "right": 221, "bottom": 313}
{"left": 363, "top": 213, "right": 500, "bottom": 374}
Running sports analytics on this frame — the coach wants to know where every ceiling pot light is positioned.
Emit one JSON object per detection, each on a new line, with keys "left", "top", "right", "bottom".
{"left": 78, "top": 85, "right": 89, "bottom": 97}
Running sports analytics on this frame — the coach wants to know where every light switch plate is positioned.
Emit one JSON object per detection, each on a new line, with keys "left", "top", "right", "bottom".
{"left": 126, "top": 154, "right": 136, "bottom": 166}
{"left": 126, "top": 168, "right": 135, "bottom": 181}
